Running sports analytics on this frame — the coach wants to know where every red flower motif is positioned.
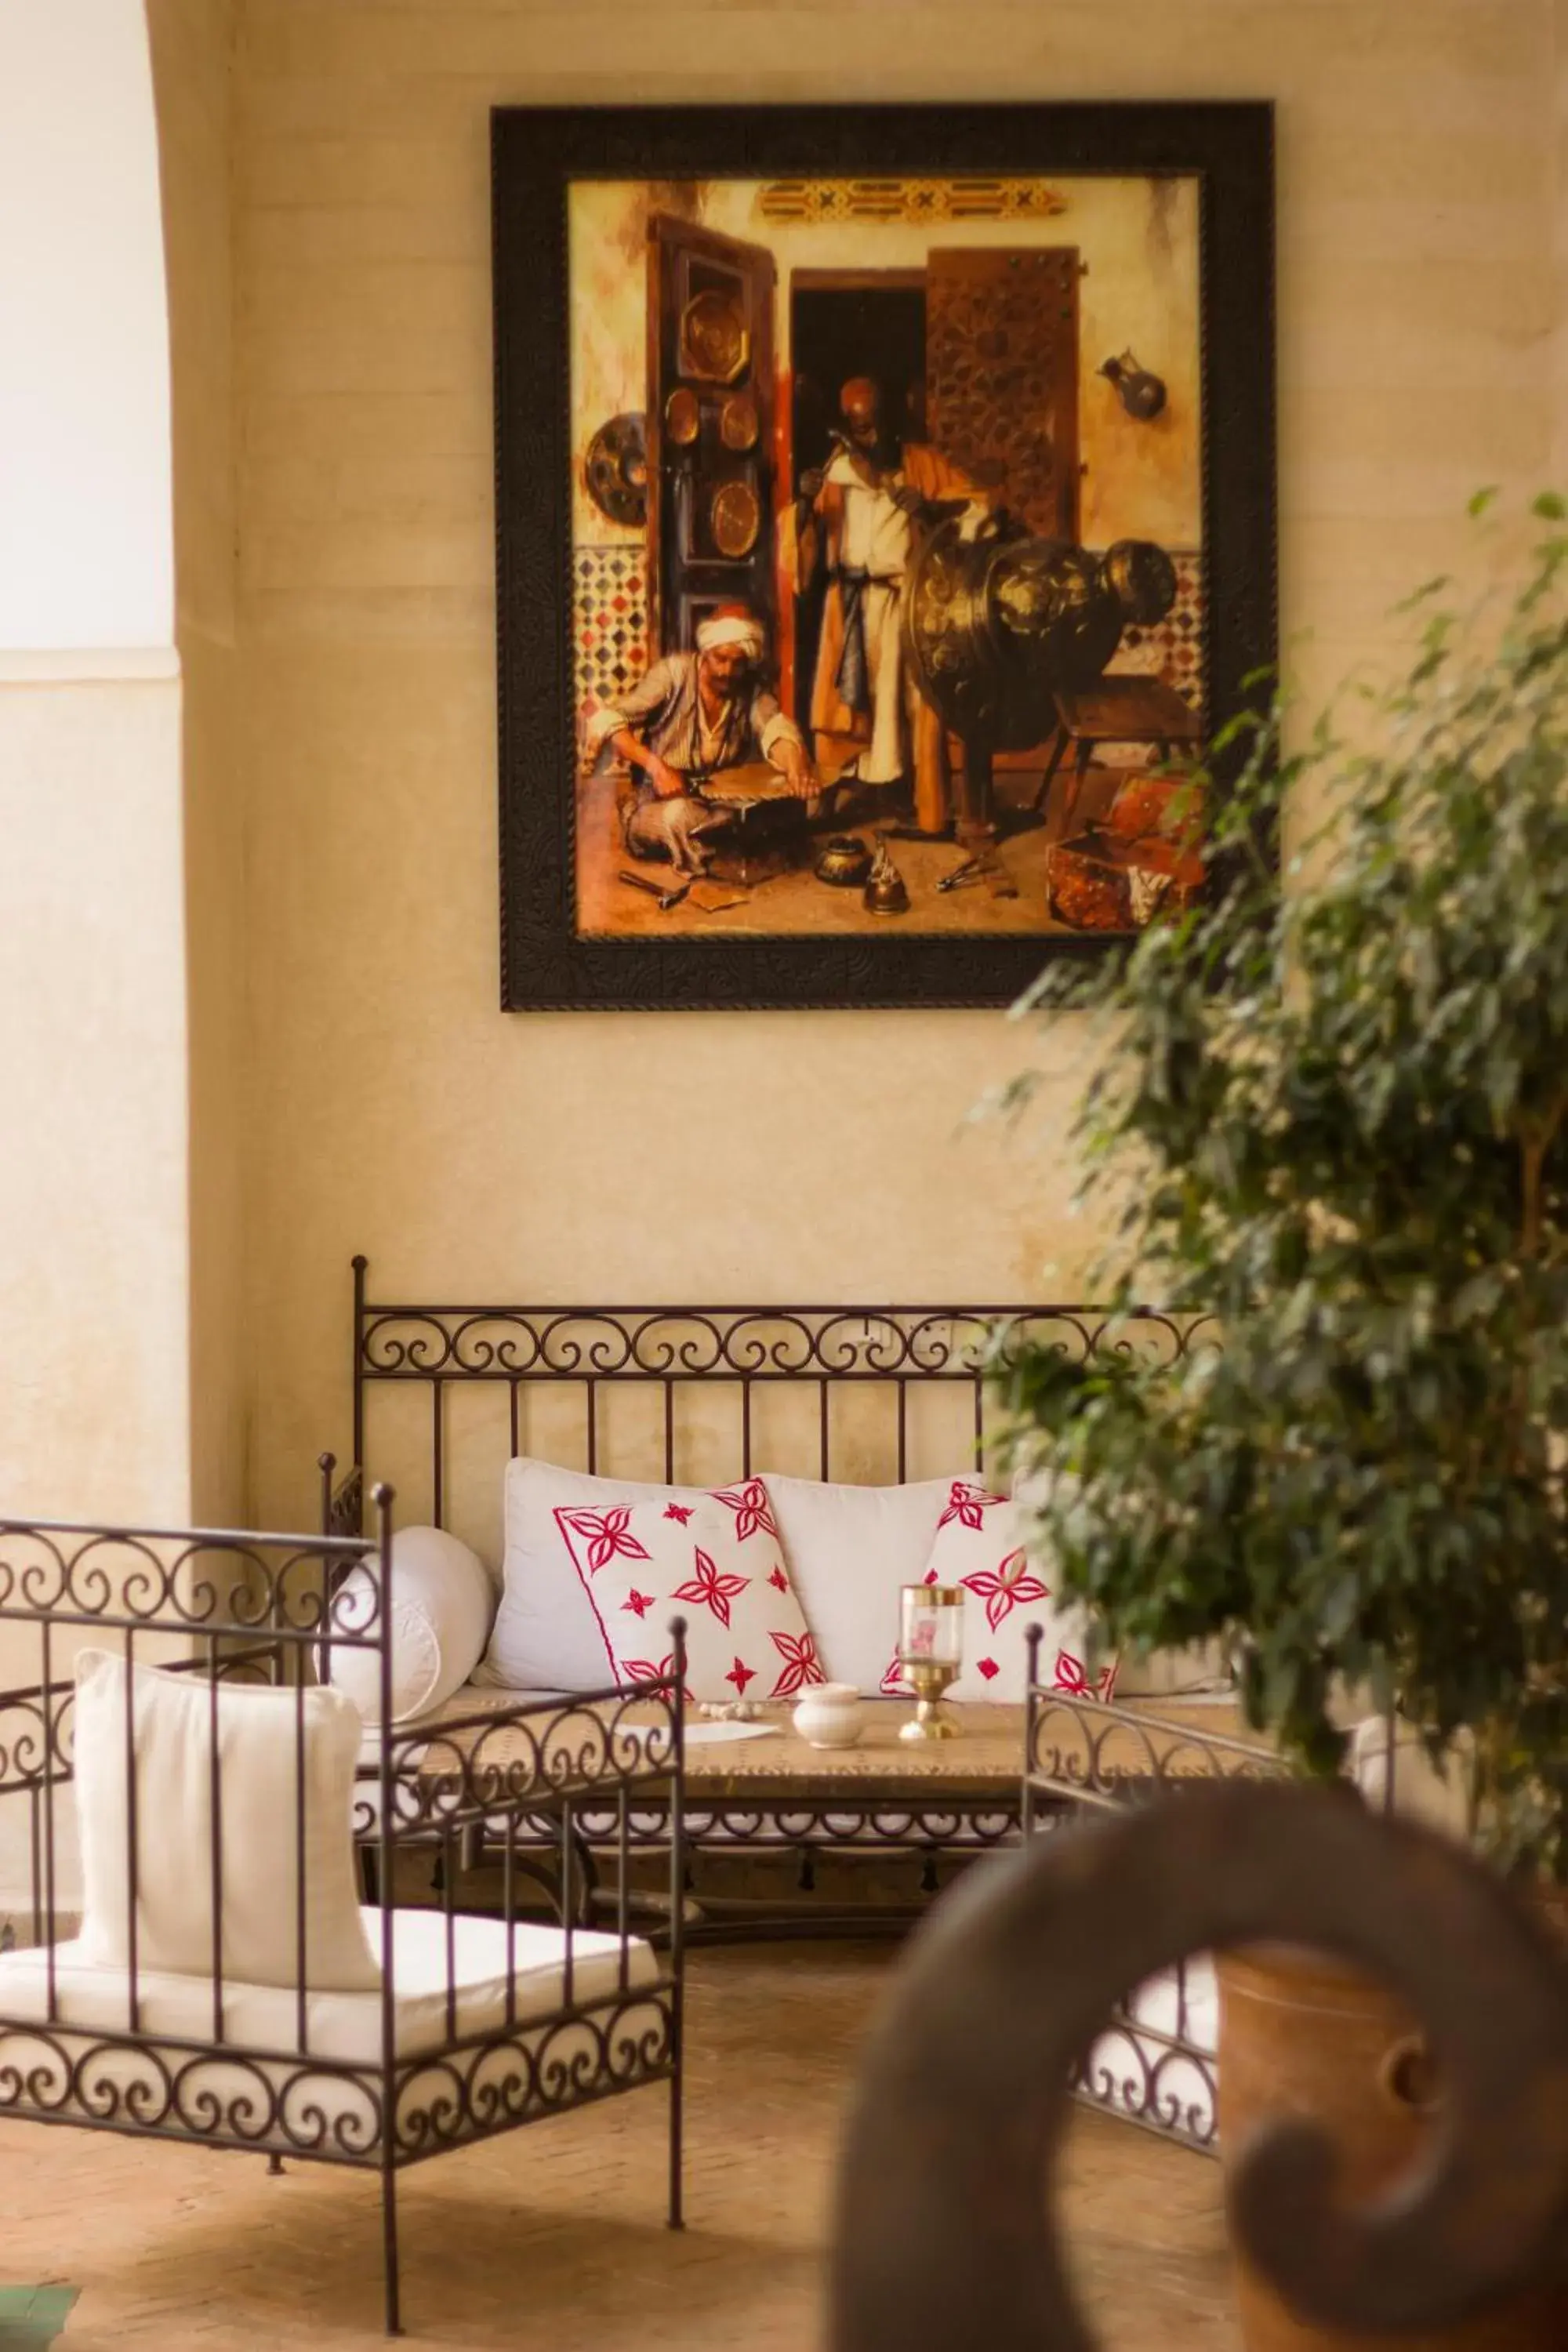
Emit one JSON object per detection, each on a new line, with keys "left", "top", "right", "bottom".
{"left": 711, "top": 1478, "right": 779, "bottom": 1543}
{"left": 976, "top": 1656, "right": 1000, "bottom": 1682}
{"left": 768, "top": 1628, "right": 825, "bottom": 1700}
{"left": 960, "top": 1547, "right": 1050, "bottom": 1633}
{"left": 622, "top": 1652, "right": 684, "bottom": 1697}
{"left": 622, "top": 1588, "right": 655, "bottom": 1620}
{"left": 768, "top": 1566, "right": 789, "bottom": 1593}
{"left": 937, "top": 1479, "right": 1007, "bottom": 1531}
{"left": 672, "top": 1546, "right": 750, "bottom": 1630}
{"left": 663, "top": 1503, "right": 693, "bottom": 1525}
{"left": 554, "top": 1504, "right": 652, "bottom": 1575}
{"left": 725, "top": 1657, "right": 756, "bottom": 1696}
{"left": 880, "top": 1653, "right": 910, "bottom": 1696}
{"left": 1052, "top": 1650, "right": 1117, "bottom": 1703}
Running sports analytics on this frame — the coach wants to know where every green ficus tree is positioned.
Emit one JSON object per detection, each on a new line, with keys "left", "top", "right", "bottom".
{"left": 993, "top": 498, "right": 1568, "bottom": 1880}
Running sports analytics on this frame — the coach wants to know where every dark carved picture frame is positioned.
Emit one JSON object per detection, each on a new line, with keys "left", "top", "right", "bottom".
{"left": 493, "top": 101, "right": 1276, "bottom": 1012}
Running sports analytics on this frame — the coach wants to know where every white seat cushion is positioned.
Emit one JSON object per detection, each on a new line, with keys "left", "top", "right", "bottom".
{"left": 0, "top": 1907, "right": 658, "bottom": 2062}
{"left": 1081, "top": 1955, "right": 1218, "bottom": 2145}
{"left": 0, "top": 1911, "right": 665, "bottom": 2159}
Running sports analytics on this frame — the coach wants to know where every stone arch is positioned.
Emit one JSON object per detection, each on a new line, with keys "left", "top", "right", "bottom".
{"left": 0, "top": 1, "right": 191, "bottom": 1550}
{"left": 0, "top": 1, "right": 175, "bottom": 656}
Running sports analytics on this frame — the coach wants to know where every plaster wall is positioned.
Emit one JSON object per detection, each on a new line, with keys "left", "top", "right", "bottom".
{"left": 234, "top": 0, "right": 1559, "bottom": 1533}
{"left": 147, "top": 0, "right": 248, "bottom": 1526}
{"left": 0, "top": 684, "right": 191, "bottom": 1530}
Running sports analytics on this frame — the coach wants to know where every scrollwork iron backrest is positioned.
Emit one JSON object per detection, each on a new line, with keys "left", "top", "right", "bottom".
{"left": 830, "top": 1783, "right": 1568, "bottom": 2352}
{"left": 345, "top": 1252, "right": 1218, "bottom": 1527}
{"left": 0, "top": 1505, "right": 394, "bottom": 1802}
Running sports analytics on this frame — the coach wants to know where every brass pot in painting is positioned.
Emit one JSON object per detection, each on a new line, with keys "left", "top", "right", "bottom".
{"left": 903, "top": 514, "right": 1178, "bottom": 845}
{"left": 905, "top": 513, "right": 1178, "bottom": 742}
{"left": 814, "top": 833, "right": 873, "bottom": 888}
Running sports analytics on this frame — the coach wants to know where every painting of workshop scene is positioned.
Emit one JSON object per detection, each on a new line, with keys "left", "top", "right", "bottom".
{"left": 568, "top": 172, "right": 1205, "bottom": 938}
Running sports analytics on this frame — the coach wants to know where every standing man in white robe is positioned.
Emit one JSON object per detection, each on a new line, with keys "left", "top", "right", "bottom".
{"left": 797, "top": 376, "right": 985, "bottom": 833}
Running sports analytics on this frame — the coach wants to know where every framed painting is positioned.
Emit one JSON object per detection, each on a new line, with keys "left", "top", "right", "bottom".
{"left": 493, "top": 102, "right": 1275, "bottom": 1011}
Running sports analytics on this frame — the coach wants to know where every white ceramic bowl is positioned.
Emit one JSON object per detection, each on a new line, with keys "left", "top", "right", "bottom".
{"left": 792, "top": 1682, "right": 864, "bottom": 1749}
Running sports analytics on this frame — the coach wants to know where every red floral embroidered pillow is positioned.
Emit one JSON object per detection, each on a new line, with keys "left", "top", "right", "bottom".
{"left": 880, "top": 1479, "right": 1118, "bottom": 1705}
{"left": 554, "top": 1477, "right": 824, "bottom": 1706}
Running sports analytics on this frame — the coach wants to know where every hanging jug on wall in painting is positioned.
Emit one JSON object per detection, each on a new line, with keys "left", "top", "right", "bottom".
{"left": 1098, "top": 350, "right": 1168, "bottom": 421}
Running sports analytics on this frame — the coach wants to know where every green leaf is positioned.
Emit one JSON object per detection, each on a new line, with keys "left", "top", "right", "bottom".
{"left": 991, "top": 492, "right": 1568, "bottom": 1873}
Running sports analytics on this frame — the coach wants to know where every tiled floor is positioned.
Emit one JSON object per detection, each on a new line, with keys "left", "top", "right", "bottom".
{"left": 0, "top": 1944, "right": 1236, "bottom": 2350}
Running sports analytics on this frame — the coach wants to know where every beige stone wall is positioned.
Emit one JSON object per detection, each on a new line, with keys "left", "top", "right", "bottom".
{"left": 147, "top": 0, "right": 247, "bottom": 1526}
{"left": 0, "top": 680, "right": 191, "bottom": 1523}
{"left": 232, "top": 0, "right": 1560, "bottom": 1530}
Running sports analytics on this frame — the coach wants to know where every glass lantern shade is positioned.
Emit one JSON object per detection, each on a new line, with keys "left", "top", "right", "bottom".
{"left": 898, "top": 1583, "right": 965, "bottom": 1672}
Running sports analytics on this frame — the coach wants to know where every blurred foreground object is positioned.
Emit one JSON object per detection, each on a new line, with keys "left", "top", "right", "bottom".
{"left": 830, "top": 1782, "right": 1568, "bottom": 2352}
{"left": 0, "top": 2287, "right": 78, "bottom": 2350}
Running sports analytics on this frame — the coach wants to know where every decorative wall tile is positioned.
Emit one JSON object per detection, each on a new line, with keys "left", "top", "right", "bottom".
{"left": 1114, "top": 549, "right": 1206, "bottom": 718}
{"left": 572, "top": 544, "right": 649, "bottom": 713}
{"left": 572, "top": 540, "right": 1205, "bottom": 751}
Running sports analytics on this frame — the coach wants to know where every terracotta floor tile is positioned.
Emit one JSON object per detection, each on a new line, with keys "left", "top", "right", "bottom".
{"left": 0, "top": 1944, "right": 1236, "bottom": 2349}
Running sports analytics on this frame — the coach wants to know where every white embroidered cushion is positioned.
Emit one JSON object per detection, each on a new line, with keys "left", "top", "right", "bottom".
{"left": 881, "top": 1479, "right": 1119, "bottom": 1705}
{"left": 483, "top": 1459, "right": 702, "bottom": 1691}
{"left": 760, "top": 1472, "right": 958, "bottom": 1694}
{"left": 328, "top": 1524, "right": 493, "bottom": 1725}
{"left": 73, "top": 1649, "right": 379, "bottom": 1991}
{"left": 548, "top": 1475, "right": 824, "bottom": 1705}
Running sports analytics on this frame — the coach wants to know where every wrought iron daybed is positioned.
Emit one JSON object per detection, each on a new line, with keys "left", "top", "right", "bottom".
{"left": 0, "top": 1497, "right": 686, "bottom": 2336}
{"left": 322, "top": 1258, "right": 1222, "bottom": 1918}
{"left": 1023, "top": 1632, "right": 1287, "bottom": 2151}
{"left": 321, "top": 1258, "right": 1286, "bottom": 2154}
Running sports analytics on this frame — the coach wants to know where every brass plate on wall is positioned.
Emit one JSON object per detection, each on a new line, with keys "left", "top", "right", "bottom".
{"left": 710, "top": 478, "right": 760, "bottom": 558}
{"left": 664, "top": 386, "right": 700, "bottom": 445}
{"left": 720, "top": 391, "right": 759, "bottom": 452}
{"left": 681, "top": 289, "right": 749, "bottom": 385}
{"left": 583, "top": 412, "right": 648, "bottom": 528}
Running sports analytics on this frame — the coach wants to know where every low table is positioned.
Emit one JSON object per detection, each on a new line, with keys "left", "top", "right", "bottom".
{"left": 405, "top": 1691, "right": 1258, "bottom": 1940}
{"left": 1035, "top": 673, "right": 1204, "bottom": 835}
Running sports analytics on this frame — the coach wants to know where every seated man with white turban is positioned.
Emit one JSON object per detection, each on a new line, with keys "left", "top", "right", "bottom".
{"left": 581, "top": 604, "right": 816, "bottom": 869}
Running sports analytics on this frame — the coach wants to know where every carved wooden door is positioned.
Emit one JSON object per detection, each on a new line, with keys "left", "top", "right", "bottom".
{"left": 925, "top": 247, "right": 1080, "bottom": 543}
{"left": 646, "top": 217, "right": 777, "bottom": 655}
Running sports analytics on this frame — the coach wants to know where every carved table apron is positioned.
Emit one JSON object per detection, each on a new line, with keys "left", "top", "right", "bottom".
{"left": 399, "top": 1693, "right": 1249, "bottom": 1940}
